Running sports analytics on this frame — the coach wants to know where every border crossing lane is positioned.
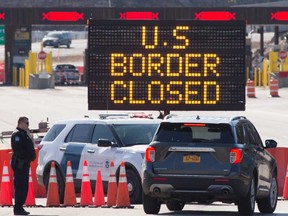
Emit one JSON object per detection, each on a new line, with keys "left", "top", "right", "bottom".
{"left": 1, "top": 86, "right": 288, "bottom": 148}
{"left": 0, "top": 199, "right": 288, "bottom": 215}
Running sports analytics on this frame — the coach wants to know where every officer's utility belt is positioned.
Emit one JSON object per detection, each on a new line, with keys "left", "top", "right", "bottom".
{"left": 12, "top": 156, "right": 27, "bottom": 169}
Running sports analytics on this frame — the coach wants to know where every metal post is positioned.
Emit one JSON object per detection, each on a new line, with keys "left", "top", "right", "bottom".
{"left": 274, "top": 26, "right": 279, "bottom": 45}
{"left": 259, "top": 26, "right": 264, "bottom": 57}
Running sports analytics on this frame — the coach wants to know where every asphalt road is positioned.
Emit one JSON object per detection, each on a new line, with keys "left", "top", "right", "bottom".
{"left": 0, "top": 198, "right": 288, "bottom": 216}
{"left": 1, "top": 86, "right": 288, "bottom": 215}
{"left": 1, "top": 86, "right": 288, "bottom": 149}
{"left": 0, "top": 39, "right": 86, "bottom": 66}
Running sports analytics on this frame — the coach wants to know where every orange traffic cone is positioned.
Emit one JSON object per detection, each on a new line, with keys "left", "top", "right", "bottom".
{"left": 93, "top": 169, "right": 105, "bottom": 207}
{"left": 80, "top": 160, "right": 93, "bottom": 206}
{"left": 114, "top": 161, "right": 132, "bottom": 208}
{"left": 283, "top": 164, "right": 288, "bottom": 199}
{"left": 0, "top": 161, "right": 13, "bottom": 206}
{"left": 64, "top": 161, "right": 76, "bottom": 206}
{"left": 46, "top": 162, "right": 60, "bottom": 207}
{"left": 25, "top": 167, "right": 36, "bottom": 206}
{"left": 106, "top": 161, "right": 117, "bottom": 207}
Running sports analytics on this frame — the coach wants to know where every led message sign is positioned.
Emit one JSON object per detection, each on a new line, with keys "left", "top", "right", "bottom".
{"left": 39, "top": 9, "right": 87, "bottom": 24}
{"left": 87, "top": 20, "right": 246, "bottom": 111}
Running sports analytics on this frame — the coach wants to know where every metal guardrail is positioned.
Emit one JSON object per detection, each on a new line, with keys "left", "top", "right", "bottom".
{"left": 0, "top": 121, "right": 49, "bottom": 144}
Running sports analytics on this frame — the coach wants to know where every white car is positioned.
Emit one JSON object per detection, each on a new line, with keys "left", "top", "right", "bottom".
{"left": 36, "top": 115, "right": 161, "bottom": 204}
{"left": 53, "top": 64, "right": 80, "bottom": 85}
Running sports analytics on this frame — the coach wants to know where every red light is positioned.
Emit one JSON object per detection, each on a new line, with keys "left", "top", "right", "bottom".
{"left": 230, "top": 148, "right": 242, "bottom": 164}
{"left": 195, "top": 11, "right": 236, "bottom": 21}
{"left": 214, "top": 178, "right": 230, "bottom": 182}
{"left": 152, "top": 177, "right": 168, "bottom": 181}
{"left": 42, "top": 11, "right": 84, "bottom": 22}
{"left": 183, "top": 123, "right": 206, "bottom": 127}
{"left": 119, "top": 12, "right": 159, "bottom": 20}
{"left": 0, "top": 13, "right": 5, "bottom": 20}
{"left": 131, "top": 113, "right": 153, "bottom": 119}
{"left": 271, "top": 11, "right": 288, "bottom": 21}
{"left": 145, "top": 146, "right": 155, "bottom": 162}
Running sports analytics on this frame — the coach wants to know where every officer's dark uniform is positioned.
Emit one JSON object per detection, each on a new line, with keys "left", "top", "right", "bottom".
{"left": 11, "top": 127, "right": 36, "bottom": 214}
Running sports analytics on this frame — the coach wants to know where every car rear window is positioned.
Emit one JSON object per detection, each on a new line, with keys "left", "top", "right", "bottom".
{"left": 113, "top": 124, "right": 159, "bottom": 145}
{"left": 55, "top": 64, "right": 77, "bottom": 70}
{"left": 42, "top": 124, "right": 66, "bottom": 142}
{"left": 47, "top": 33, "right": 62, "bottom": 38}
{"left": 154, "top": 123, "right": 234, "bottom": 144}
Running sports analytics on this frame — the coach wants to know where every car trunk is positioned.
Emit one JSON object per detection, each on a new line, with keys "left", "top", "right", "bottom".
{"left": 153, "top": 143, "right": 232, "bottom": 175}
{"left": 152, "top": 122, "right": 235, "bottom": 176}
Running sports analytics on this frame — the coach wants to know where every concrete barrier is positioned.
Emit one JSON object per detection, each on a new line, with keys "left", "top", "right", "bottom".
{"left": 29, "top": 73, "right": 55, "bottom": 89}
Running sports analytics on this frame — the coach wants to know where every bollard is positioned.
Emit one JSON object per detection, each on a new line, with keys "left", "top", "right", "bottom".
{"left": 246, "top": 79, "right": 256, "bottom": 98}
{"left": 269, "top": 78, "right": 280, "bottom": 97}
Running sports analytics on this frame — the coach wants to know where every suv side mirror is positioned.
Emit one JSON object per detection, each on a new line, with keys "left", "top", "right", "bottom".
{"left": 98, "top": 139, "right": 112, "bottom": 147}
{"left": 98, "top": 139, "right": 118, "bottom": 147}
{"left": 264, "top": 139, "right": 277, "bottom": 148}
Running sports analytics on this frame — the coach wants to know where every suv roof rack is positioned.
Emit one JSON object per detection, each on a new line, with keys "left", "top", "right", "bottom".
{"left": 99, "top": 113, "right": 130, "bottom": 119}
{"left": 164, "top": 114, "right": 202, "bottom": 120}
{"left": 230, "top": 116, "right": 247, "bottom": 121}
{"left": 99, "top": 112, "right": 153, "bottom": 120}
{"left": 163, "top": 114, "right": 178, "bottom": 120}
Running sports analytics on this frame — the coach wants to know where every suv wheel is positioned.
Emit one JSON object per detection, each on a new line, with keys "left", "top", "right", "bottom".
{"left": 166, "top": 200, "right": 185, "bottom": 211}
{"left": 142, "top": 192, "right": 161, "bottom": 214}
{"left": 257, "top": 174, "right": 278, "bottom": 213}
{"left": 237, "top": 177, "right": 256, "bottom": 215}
{"left": 126, "top": 169, "right": 142, "bottom": 204}
{"left": 67, "top": 43, "right": 70, "bottom": 48}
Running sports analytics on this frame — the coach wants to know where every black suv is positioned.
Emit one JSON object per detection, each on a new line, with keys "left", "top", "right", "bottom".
{"left": 142, "top": 115, "right": 278, "bottom": 215}
{"left": 42, "top": 31, "right": 72, "bottom": 48}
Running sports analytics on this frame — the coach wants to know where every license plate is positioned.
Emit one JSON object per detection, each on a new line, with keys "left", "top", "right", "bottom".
{"left": 183, "top": 154, "right": 200, "bottom": 163}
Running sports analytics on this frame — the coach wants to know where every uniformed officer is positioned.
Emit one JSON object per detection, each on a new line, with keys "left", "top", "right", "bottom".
{"left": 11, "top": 117, "right": 36, "bottom": 215}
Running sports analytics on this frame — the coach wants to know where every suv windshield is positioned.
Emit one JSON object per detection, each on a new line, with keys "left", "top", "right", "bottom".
{"left": 114, "top": 124, "right": 159, "bottom": 145}
{"left": 154, "top": 123, "right": 234, "bottom": 144}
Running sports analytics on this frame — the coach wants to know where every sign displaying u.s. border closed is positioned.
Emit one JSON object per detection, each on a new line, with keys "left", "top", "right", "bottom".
{"left": 87, "top": 20, "right": 246, "bottom": 111}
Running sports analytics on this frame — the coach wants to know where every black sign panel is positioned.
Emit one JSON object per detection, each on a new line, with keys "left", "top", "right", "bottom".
{"left": 0, "top": 9, "right": 9, "bottom": 25}
{"left": 88, "top": 20, "right": 246, "bottom": 111}
{"left": 6, "top": 7, "right": 288, "bottom": 25}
